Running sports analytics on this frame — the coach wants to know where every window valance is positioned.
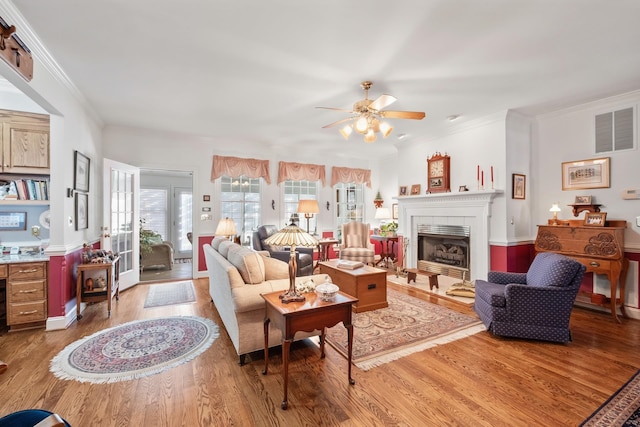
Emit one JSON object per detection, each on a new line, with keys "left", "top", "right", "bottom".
{"left": 331, "top": 166, "right": 372, "bottom": 188}
{"left": 277, "top": 161, "right": 326, "bottom": 186}
{"left": 211, "top": 155, "right": 271, "bottom": 184}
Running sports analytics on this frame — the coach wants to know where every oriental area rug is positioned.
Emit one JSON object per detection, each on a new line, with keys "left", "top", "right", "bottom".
{"left": 50, "top": 316, "right": 218, "bottom": 384}
{"left": 324, "top": 289, "right": 484, "bottom": 371}
{"left": 580, "top": 369, "right": 640, "bottom": 426}
{"left": 144, "top": 280, "right": 197, "bottom": 308}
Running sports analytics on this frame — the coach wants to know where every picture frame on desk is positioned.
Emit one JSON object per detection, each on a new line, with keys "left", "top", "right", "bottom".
{"left": 74, "top": 150, "right": 90, "bottom": 192}
{"left": 584, "top": 212, "right": 606, "bottom": 226}
{"left": 562, "top": 157, "right": 610, "bottom": 190}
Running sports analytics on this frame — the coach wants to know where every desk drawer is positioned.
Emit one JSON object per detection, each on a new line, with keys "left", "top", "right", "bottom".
{"left": 9, "top": 279, "right": 46, "bottom": 302}
{"left": 8, "top": 300, "right": 46, "bottom": 324}
{"left": 573, "top": 257, "right": 611, "bottom": 273}
{"left": 9, "top": 262, "right": 46, "bottom": 280}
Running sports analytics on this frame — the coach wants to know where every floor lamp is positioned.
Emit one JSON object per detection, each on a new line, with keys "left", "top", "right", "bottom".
{"left": 297, "top": 199, "right": 319, "bottom": 234}
{"left": 264, "top": 221, "right": 318, "bottom": 303}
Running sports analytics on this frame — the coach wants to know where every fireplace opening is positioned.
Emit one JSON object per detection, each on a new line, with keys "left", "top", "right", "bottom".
{"left": 417, "top": 224, "right": 470, "bottom": 279}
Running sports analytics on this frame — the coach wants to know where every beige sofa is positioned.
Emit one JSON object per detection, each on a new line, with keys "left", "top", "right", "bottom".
{"left": 203, "top": 237, "right": 327, "bottom": 365}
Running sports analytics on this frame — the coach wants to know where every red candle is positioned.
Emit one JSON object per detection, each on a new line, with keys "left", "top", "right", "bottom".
{"left": 481, "top": 170, "right": 484, "bottom": 186}
{"left": 477, "top": 165, "right": 480, "bottom": 180}
{"left": 491, "top": 166, "right": 494, "bottom": 182}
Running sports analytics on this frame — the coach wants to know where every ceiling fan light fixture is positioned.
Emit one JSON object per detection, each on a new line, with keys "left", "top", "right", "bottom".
{"left": 364, "top": 128, "right": 377, "bottom": 143}
{"left": 379, "top": 121, "right": 393, "bottom": 137}
{"left": 355, "top": 116, "right": 369, "bottom": 133}
{"left": 339, "top": 124, "right": 353, "bottom": 140}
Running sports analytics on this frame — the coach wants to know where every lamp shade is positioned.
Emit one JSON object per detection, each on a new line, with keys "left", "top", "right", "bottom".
{"left": 263, "top": 223, "right": 318, "bottom": 248}
{"left": 215, "top": 217, "right": 237, "bottom": 237}
{"left": 297, "top": 199, "right": 319, "bottom": 215}
{"left": 375, "top": 207, "right": 391, "bottom": 220}
{"left": 549, "top": 204, "right": 561, "bottom": 213}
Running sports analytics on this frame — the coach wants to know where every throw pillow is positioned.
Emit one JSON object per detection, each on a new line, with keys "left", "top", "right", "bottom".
{"left": 346, "top": 234, "right": 361, "bottom": 248}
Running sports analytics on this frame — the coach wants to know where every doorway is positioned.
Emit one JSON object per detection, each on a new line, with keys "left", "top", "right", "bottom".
{"left": 139, "top": 169, "right": 193, "bottom": 283}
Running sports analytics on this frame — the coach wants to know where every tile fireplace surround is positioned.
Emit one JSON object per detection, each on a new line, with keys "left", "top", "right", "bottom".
{"left": 396, "top": 190, "right": 501, "bottom": 281}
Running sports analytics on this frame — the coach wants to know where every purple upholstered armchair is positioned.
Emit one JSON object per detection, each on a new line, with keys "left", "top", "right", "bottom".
{"left": 474, "top": 252, "right": 586, "bottom": 343}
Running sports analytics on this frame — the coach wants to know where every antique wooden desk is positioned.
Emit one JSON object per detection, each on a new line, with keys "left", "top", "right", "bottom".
{"left": 262, "top": 290, "right": 358, "bottom": 410}
{"left": 534, "top": 221, "right": 628, "bottom": 323}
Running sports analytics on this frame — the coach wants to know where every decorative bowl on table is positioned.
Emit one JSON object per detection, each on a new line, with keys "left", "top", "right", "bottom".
{"left": 315, "top": 283, "right": 339, "bottom": 302}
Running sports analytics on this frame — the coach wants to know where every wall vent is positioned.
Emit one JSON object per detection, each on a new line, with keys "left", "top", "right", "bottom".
{"left": 595, "top": 107, "right": 635, "bottom": 153}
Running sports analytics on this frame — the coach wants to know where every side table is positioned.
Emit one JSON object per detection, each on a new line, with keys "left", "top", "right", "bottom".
{"left": 262, "top": 290, "right": 358, "bottom": 410}
{"left": 314, "top": 239, "right": 339, "bottom": 269}
{"left": 76, "top": 257, "right": 120, "bottom": 320}
{"left": 370, "top": 235, "right": 398, "bottom": 268}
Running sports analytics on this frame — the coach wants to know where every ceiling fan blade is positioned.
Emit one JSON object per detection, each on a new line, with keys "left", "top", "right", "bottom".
{"left": 380, "top": 110, "right": 426, "bottom": 120}
{"left": 315, "top": 106, "right": 354, "bottom": 113}
{"left": 322, "top": 117, "right": 355, "bottom": 128}
{"left": 368, "top": 94, "right": 397, "bottom": 111}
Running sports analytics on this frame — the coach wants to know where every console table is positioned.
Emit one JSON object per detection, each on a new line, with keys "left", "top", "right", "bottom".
{"left": 76, "top": 257, "right": 120, "bottom": 320}
{"left": 534, "top": 221, "right": 628, "bottom": 322}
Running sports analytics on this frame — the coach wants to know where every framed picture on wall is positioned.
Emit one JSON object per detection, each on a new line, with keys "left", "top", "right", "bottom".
{"left": 75, "top": 192, "right": 88, "bottom": 230}
{"left": 562, "top": 157, "right": 610, "bottom": 190}
{"left": 512, "top": 174, "right": 526, "bottom": 199}
{"left": 392, "top": 203, "right": 398, "bottom": 220}
{"left": 74, "top": 150, "right": 90, "bottom": 192}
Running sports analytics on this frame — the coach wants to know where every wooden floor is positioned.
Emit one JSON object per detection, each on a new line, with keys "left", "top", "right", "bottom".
{"left": 140, "top": 259, "right": 192, "bottom": 283}
{"left": 0, "top": 277, "right": 639, "bottom": 426}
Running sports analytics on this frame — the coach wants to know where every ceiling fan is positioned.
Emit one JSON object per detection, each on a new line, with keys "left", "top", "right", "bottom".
{"left": 317, "top": 81, "right": 426, "bottom": 143}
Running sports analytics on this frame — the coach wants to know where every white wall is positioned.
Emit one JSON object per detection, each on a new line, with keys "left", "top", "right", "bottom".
{"left": 533, "top": 90, "right": 640, "bottom": 249}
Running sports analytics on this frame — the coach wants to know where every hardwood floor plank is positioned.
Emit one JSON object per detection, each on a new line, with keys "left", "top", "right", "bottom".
{"left": 1, "top": 277, "right": 639, "bottom": 425}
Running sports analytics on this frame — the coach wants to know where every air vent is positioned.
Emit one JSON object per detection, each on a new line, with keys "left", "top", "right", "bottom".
{"left": 595, "top": 107, "right": 635, "bottom": 153}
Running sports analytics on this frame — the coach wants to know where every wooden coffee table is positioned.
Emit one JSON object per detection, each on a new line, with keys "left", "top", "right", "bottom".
{"left": 318, "top": 260, "right": 388, "bottom": 313}
{"left": 262, "top": 290, "right": 358, "bottom": 410}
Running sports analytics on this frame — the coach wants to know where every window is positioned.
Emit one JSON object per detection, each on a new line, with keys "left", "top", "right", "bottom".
{"left": 175, "top": 187, "right": 193, "bottom": 254}
{"left": 140, "top": 188, "right": 168, "bottom": 239}
{"left": 283, "top": 179, "right": 319, "bottom": 233}
{"left": 335, "top": 183, "right": 365, "bottom": 239}
{"left": 220, "top": 175, "right": 261, "bottom": 246}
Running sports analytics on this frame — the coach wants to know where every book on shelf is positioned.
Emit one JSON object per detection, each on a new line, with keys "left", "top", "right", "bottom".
{"left": 336, "top": 260, "right": 364, "bottom": 270}
{"left": 4, "top": 178, "right": 50, "bottom": 201}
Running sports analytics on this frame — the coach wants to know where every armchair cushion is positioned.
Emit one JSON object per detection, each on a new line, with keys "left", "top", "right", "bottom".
{"left": 345, "top": 234, "right": 361, "bottom": 248}
{"left": 252, "top": 225, "right": 314, "bottom": 277}
{"left": 526, "top": 252, "right": 582, "bottom": 287}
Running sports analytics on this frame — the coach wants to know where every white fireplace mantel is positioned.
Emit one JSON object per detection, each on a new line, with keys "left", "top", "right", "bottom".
{"left": 395, "top": 190, "right": 502, "bottom": 281}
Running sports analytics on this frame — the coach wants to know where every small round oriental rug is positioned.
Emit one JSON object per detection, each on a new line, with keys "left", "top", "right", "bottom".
{"left": 50, "top": 316, "right": 218, "bottom": 384}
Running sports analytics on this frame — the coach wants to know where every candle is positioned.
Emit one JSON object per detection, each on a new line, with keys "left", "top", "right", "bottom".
{"left": 481, "top": 170, "right": 484, "bottom": 186}
{"left": 477, "top": 165, "right": 479, "bottom": 180}
{"left": 491, "top": 166, "right": 494, "bottom": 182}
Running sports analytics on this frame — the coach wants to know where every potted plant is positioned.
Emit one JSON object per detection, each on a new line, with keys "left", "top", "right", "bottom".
{"left": 380, "top": 221, "right": 398, "bottom": 237}
{"left": 140, "top": 219, "right": 162, "bottom": 254}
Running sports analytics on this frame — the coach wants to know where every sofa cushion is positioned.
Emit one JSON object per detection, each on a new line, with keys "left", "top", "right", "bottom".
{"left": 526, "top": 252, "right": 581, "bottom": 287}
{"left": 218, "top": 240, "right": 235, "bottom": 258}
{"left": 228, "top": 247, "right": 266, "bottom": 284}
{"left": 211, "top": 236, "right": 228, "bottom": 251}
{"left": 261, "top": 254, "right": 289, "bottom": 280}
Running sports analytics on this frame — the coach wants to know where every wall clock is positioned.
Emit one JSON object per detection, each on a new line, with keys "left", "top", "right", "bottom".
{"left": 427, "top": 153, "right": 451, "bottom": 193}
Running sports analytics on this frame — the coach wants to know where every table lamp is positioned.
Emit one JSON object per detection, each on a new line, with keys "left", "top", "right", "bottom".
{"left": 215, "top": 217, "right": 237, "bottom": 239}
{"left": 264, "top": 221, "right": 318, "bottom": 303}
{"left": 297, "top": 199, "right": 319, "bottom": 234}
{"left": 375, "top": 207, "right": 391, "bottom": 231}
{"left": 549, "top": 203, "right": 561, "bottom": 226}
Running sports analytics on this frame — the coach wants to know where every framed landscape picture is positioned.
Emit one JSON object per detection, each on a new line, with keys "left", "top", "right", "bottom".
{"left": 562, "top": 157, "right": 610, "bottom": 190}
{"left": 75, "top": 192, "right": 88, "bottom": 230}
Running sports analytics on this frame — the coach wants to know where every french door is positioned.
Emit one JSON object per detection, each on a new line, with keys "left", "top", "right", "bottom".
{"left": 103, "top": 158, "right": 140, "bottom": 290}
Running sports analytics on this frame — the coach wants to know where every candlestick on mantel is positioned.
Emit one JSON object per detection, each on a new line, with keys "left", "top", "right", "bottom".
{"left": 491, "top": 166, "right": 494, "bottom": 189}
{"left": 481, "top": 170, "right": 484, "bottom": 190}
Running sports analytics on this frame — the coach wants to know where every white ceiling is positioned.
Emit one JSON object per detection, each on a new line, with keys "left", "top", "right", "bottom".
{"left": 8, "top": 0, "right": 640, "bottom": 158}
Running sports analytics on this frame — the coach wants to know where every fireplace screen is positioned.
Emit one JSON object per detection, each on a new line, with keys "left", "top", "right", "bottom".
{"left": 417, "top": 224, "right": 470, "bottom": 278}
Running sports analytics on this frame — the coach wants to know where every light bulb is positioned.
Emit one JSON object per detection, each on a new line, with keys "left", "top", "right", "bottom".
{"left": 339, "top": 124, "right": 352, "bottom": 140}
{"left": 379, "top": 122, "right": 393, "bottom": 138}
{"left": 355, "top": 116, "right": 368, "bottom": 133}
{"left": 364, "top": 128, "right": 377, "bottom": 143}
